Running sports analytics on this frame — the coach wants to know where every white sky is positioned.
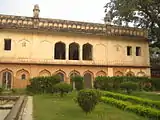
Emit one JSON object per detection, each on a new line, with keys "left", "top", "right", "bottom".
{"left": 0, "top": 0, "right": 109, "bottom": 23}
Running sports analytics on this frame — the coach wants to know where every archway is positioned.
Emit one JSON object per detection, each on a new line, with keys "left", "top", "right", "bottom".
{"left": 137, "top": 72, "right": 145, "bottom": 77}
{"left": 56, "top": 72, "right": 65, "bottom": 82}
{"left": 115, "top": 71, "right": 123, "bottom": 76}
{"left": 69, "top": 42, "right": 79, "bottom": 60}
{"left": 69, "top": 70, "right": 80, "bottom": 89}
{"left": 126, "top": 71, "right": 135, "bottom": 77}
{"left": 83, "top": 43, "right": 93, "bottom": 60}
{"left": 54, "top": 42, "right": 65, "bottom": 59}
{"left": 96, "top": 70, "right": 107, "bottom": 76}
{"left": 39, "top": 69, "right": 51, "bottom": 76}
{"left": 84, "top": 72, "right": 92, "bottom": 88}
{"left": 1, "top": 71, "right": 12, "bottom": 89}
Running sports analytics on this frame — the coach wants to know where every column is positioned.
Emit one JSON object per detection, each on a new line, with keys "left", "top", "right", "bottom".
{"left": 79, "top": 45, "right": 82, "bottom": 60}
{"left": 66, "top": 44, "right": 69, "bottom": 60}
{"left": 53, "top": 43, "right": 55, "bottom": 59}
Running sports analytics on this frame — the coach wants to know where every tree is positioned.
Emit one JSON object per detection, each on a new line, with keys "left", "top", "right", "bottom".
{"left": 104, "top": 0, "right": 160, "bottom": 47}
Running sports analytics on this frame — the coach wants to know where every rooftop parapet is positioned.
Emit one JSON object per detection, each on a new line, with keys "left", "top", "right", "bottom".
{"left": 0, "top": 14, "right": 148, "bottom": 38}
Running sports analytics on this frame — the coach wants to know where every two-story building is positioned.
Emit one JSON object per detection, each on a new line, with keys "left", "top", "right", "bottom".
{"left": 0, "top": 5, "right": 150, "bottom": 89}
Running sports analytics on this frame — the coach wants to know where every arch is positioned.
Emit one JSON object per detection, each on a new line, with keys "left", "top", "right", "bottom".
{"left": 83, "top": 43, "right": 93, "bottom": 60}
{"left": 115, "top": 71, "right": 124, "bottom": 76}
{"left": 54, "top": 42, "right": 66, "bottom": 59}
{"left": 39, "top": 69, "right": 51, "bottom": 76}
{"left": 96, "top": 70, "right": 107, "bottom": 76}
{"left": 83, "top": 70, "right": 93, "bottom": 88}
{"left": 0, "top": 68, "right": 13, "bottom": 89}
{"left": 126, "top": 71, "right": 135, "bottom": 77}
{"left": 69, "top": 42, "right": 79, "bottom": 60}
{"left": 54, "top": 70, "right": 66, "bottom": 82}
{"left": 69, "top": 70, "right": 80, "bottom": 87}
{"left": 21, "top": 74, "right": 26, "bottom": 80}
{"left": 69, "top": 70, "right": 80, "bottom": 77}
{"left": 137, "top": 72, "right": 146, "bottom": 77}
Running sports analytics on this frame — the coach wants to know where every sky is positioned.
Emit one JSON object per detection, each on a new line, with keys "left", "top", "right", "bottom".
{"left": 0, "top": 0, "right": 109, "bottom": 23}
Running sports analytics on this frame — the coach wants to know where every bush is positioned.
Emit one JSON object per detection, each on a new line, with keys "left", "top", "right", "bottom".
{"left": 120, "top": 82, "right": 138, "bottom": 94}
{"left": 76, "top": 89, "right": 101, "bottom": 114}
{"left": 0, "top": 87, "right": 3, "bottom": 95}
{"left": 26, "top": 75, "right": 61, "bottom": 94}
{"left": 103, "top": 91, "right": 160, "bottom": 109}
{"left": 151, "top": 78, "right": 160, "bottom": 91}
{"left": 101, "top": 96, "right": 160, "bottom": 119}
{"left": 54, "top": 83, "right": 72, "bottom": 97}
{"left": 94, "top": 76, "right": 113, "bottom": 91}
{"left": 71, "top": 75, "right": 83, "bottom": 90}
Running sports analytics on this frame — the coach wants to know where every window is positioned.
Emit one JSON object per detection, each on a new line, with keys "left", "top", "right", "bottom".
{"left": 21, "top": 74, "right": 26, "bottom": 80}
{"left": 127, "top": 46, "right": 132, "bottom": 56}
{"left": 136, "top": 47, "right": 141, "bottom": 56}
{"left": 4, "top": 39, "right": 11, "bottom": 50}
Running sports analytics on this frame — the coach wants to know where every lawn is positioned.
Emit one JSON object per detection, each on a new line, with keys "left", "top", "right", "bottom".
{"left": 33, "top": 93, "right": 146, "bottom": 120}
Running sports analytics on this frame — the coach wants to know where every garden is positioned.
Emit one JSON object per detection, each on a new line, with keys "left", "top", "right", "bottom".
{"left": 0, "top": 75, "right": 160, "bottom": 120}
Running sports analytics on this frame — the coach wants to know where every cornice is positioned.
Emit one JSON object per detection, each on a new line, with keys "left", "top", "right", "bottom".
{"left": 0, "top": 14, "right": 148, "bottom": 38}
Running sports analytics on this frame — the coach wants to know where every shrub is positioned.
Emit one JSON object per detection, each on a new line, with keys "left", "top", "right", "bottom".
{"left": 54, "top": 83, "right": 72, "bottom": 97}
{"left": 0, "top": 86, "right": 3, "bottom": 95}
{"left": 103, "top": 91, "right": 160, "bottom": 109}
{"left": 101, "top": 96, "right": 160, "bottom": 119}
{"left": 26, "top": 75, "right": 61, "bottom": 94}
{"left": 94, "top": 76, "right": 113, "bottom": 91}
{"left": 120, "top": 82, "right": 138, "bottom": 94}
{"left": 76, "top": 89, "right": 101, "bottom": 114}
{"left": 71, "top": 75, "right": 83, "bottom": 90}
{"left": 151, "top": 78, "right": 160, "bottom": 91}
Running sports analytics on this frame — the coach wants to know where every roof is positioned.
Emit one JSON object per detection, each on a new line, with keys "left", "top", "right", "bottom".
{"left": 0, "top": 14, "right": 148, "bottom": 38}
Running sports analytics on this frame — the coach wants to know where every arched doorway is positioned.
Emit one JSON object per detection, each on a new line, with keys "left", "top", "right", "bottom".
{"left": 115, "top": 71, "right": 123, "bottom": 76}
{"left": 2, "top": 71, "right": 12, "bottom": 89}
{"left": 54, "top": 42, "right": 66, "bottom": 59}
{"left": 83, "top": 43, "right": 93, "bottom": 60}
{"left": 84, "top": 72, "right": 92, "bottom": 88}
{"left": 69, "top": 42, "right": 79, "bottom": 60}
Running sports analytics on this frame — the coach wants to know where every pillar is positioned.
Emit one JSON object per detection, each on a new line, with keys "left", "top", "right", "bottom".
{"left": 79, "top": 45, "right": 82, "bottom": 60}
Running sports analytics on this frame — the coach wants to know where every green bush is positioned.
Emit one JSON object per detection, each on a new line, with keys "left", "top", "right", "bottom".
{"left": 94, "top": 76, "right": 113, "bottom": 91}
{"left": 71, "top": 75, "right": 83, "bottom": 90}
{"left": 151, "top": 78, "right": 160, "bottom": 91}
{"left": 103, "top": 91, "right": 160, "bottom": 109}
{"left": 101, "top": 96, "right": 160, "bottom": 119}
{"left": 120, "top": 82, "right": 138, "bottom": 94}
{"left": 0, "top": 87, "right": 3, "bottom": 95}
{"left": 76, "top": 89, "right": 101, "bottom": 114}
{"left": 54, "top": 82, "right": 72, "bottom": 97}
{"left": 26, "top": 75, "right": 61, "bottom": 94}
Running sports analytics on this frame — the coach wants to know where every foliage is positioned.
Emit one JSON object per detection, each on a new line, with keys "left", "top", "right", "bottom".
{"left": 120, "top": 82, "right": 138, "bottom": 94}
{"left": 76, "top": 89, "right": 101, "bottom": 114}
{"left": 103, "top": 91, "right": 160, "bottom": 109}
{"left": 101, "top": 96, "right": 160, "bottom": 119}
{"left": 94, "top": 76, "right": 113, "bottom": 91}
{"left": 26, "top": 75, "right": 61, "bottom": 94}
{"left": 71, "top": 75, "right": 84, "bottom": 90}
{"left": 0, "top": 86, "right": 4, "bottom": 95}
{"left": 104, "top": 0, "right": 160, "bottom": 46}
{"left": 94, "top": 76, "right": 156, "bottom": 91}
{"left": 54, "top": 82, "right": 72, "bottom": 97}
{"left": 151, "top": 78, "right": 160, "bottom": 90}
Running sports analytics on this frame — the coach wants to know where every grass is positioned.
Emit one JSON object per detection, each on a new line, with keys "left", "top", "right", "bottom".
{"left": 33, "top": 93, "right": 147, "bottom": 120}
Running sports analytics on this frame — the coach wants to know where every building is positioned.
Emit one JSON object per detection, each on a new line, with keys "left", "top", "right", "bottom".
{"left": 0, "top": 5, "right": 150, "bottom": 89}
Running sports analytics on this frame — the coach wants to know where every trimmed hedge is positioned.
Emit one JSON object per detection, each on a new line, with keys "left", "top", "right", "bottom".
{"left": 94, "top": 76, "right": 160, "bottom": 91}
{"left": 26, "top": 75, "right": 61, "bottom": 94}
{"left": 103, "top": 91, "right": 160, "bottom": 109}
{"left": 101, "top": 96, "right": 160, "bottom": 119}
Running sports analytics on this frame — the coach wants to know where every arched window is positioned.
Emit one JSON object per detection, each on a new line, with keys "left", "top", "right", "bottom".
{"left": 84, "top": 72, "right": 92, "bottom": 88}
{"left": 21, "top": 74, "right": 26, "bottom": 80}
{"left": 54, "top": 42, "right": 65, "bottom": 59}
{"left": 69, "top": 42, "right": 79, "bottom": 60}
{"left": 83, "top": 43, "right": 92, "bottom": 60}
{"left": 2, "top": 71, "right": 12, "bottom": 89}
